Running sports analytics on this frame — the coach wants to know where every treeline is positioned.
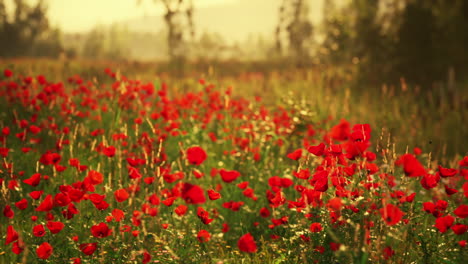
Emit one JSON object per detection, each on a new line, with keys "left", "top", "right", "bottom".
{"left": 0, "top": 0, "right": 63, "bottom": 58}
{"left": 319, "top": 0, "right": 468, "bottom": 86}
{"left": 1, "top": 0, "right": 468, "bottom": 86}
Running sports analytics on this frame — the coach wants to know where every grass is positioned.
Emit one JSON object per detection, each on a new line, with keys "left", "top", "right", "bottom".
{"left": 0, "top": 59, "right": 467, "bottom": 263}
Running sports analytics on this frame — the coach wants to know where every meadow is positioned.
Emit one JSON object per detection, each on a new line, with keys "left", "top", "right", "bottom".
{"left": 0, "top": 59, "right": 467, "bottom": 263}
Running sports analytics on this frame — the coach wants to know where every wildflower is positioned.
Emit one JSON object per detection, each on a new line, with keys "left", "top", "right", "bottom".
{"left": 380, "top": 204, "right": 404, "bottom": 226}
{"left": 238, "top": 233, "right": 257, "bottom": 253}
{"left": 219, "top": 169, "right": 241, "bottom": 183}
{"left": 310, "top": 223, "right": 323, "bottom": 232}
{"left": 186, "top": 146, "right": 207, "bottom": 165}
{"left": 5, "top": 225, "right": 19, "bottom": 245}
{"left": 37, "top": 242, "right": 53, "bottom": 259}
{"left": 91, "top": 223, "right": 112, "bottom": 238}
{"left": 197, "top": 230, "right": 211, "bottom": 242}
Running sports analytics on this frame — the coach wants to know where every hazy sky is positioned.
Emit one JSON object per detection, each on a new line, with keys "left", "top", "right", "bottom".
{"left": 47, "top": 0, "right": 253, "bottom": 33}
{"left": 0, "top": 0, "right": 325, "bottom": 44}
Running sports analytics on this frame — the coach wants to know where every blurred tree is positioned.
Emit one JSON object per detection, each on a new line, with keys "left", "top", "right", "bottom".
{"left": 319, "top": 0, "right": 354, "bottom": 65}
{"left": 195, "top": 31, "right": 225, "bottom": 60}
{"left": 0, "top": 0, "right": 62, "bottom": 57}
{"left": 320, "top": 0, "right": 468, "bottom": 86}
{"left": 392, "top": 0, "right": 436, "bottom": 85}
{"left": 275, "top": 0, "right": 314, "bottom": 65}
{"left": 106, "top": 24, "right": 130, "bottom": 60}
{"left": 82, "top": 27, "right": 106, "bottom": 59}
{"left": 81, "top": 24, "right": 130, "bottom": 61}
{"left": 138, "top": 0, "right": 195, "bottom": 61}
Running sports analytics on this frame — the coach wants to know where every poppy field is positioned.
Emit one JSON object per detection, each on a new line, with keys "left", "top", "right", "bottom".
{"left": 0, "top": 65, "right": 467, "bottom": 264}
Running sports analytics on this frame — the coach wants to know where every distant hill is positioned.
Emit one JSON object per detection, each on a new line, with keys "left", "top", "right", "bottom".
{"left": 119, "top": 0, "right": 323, "bottom": 43}
{"left": 61, "top": 0, "right": 324, "bottom": 61}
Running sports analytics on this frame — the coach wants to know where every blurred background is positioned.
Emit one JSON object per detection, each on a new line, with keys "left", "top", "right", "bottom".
{"left": 1, "top": 0, "right": 467, "bottom": 85}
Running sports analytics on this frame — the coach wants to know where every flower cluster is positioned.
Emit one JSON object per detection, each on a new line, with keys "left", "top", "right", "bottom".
{"left": 0, "top": 68, "right": 467, "bottom": 263}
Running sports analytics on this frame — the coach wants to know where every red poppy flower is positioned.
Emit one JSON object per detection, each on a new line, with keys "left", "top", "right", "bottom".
{"left": 87, "top": 170, "right": 104, "bottom": 185}
{"left": 219, "top": 169, "right": 241, "bottom": 183}
{"left": 89, "top": 193, "right": 105, "bottom": 203}
{"left": 313, "top": 176, "right": 328, "bottom": 192}
{"left": 434, "top": 215, "right": 454, "bottom": 233}
{"left": 238, "top": 233, "right": 257, "bottom": 253}
{"left": 237, "top": 181, "right": 249, "bottom": 189}
{"left": 445, "top": 185, "right": 458, "bottom": 195}
{"left": 280, "top": 178, "right": 293, "bottom": 188}
{"left": 186, "top": 146, "right": 207, "bottom": 165}
{"left": 91, "top": 222, "right": 112, "bottom": 238}
{"left": 380, "top": 204, "right": 404, "bottom": 226}
{"left": 3, "top": 205, "right": 14, "bottom": 218}
{"left": 452, "top": 224, "right": 468, "bottom": 235}
{"left": 197, "top": 207, "right": 213, "bottom": 225}
{"left": 454, "top": 205, "right": 468, "bottom": 219}
{"left": 193, "top": 169, "right": 204, "bottom": 179}
{"left": 5, "top": 225, "right": 19, "bottom": 245}
{"left": 422, "top": 202, "right": 436, "bottom": 214}
{"left": 181, "top": 183, "right": 206, "bottom": 204}
{"left": 128, "top": 166, "right": 142, "bottom": 179}
{"left": 460, "top": 156, "right": 468, "bottom": 167}
{"left": 383, "top": 246, "right": 395, "bottom": 260}
{"left": 39, "top": 152, "right": 61, "bottom": 165}
{"left": 327, "top": 197, "right": 343, "bottom": 211}
{"left": 68, "top": 189, "right": 84, "bottom": 202}
{"left": 114, "top": 189, "right": 130, "bottom": 203}
{"left": 438, "top": 166, "right": 458, "bottom": 177}
{"left": 23, "top": 173, "right": 41, "bottom": 187}
{"left": 36, "top": 194, "right": 54, "bottom": 212}
{"left": 37, "top": 75, "right": 47, "bottom": 84}
{"left": 0, "top": 147, "right": 9, "bottom": 157}
{"left": 174, "top": 204, "right": 188, "bottom": 216}
{"left": 310, "top": 170, "right": 328, "bottom": 192}
{"left": 293, "top": 168, "right": 310, "bottom": 180}
{"left": 142, "top": 250, "right": 151, "bottom": 264}
{"left": 207, "top": 189, "right": 221, "bottom": 200}
{"left": 329, "top": 119, "right": 350, "bottom": 141}
{"left": 259, "top": 207, "right": 271, "bottom": 218}
{"left": 330, "top": 242, "right": 340, "bottom": 251}
{"left": 54, "top": 193, "right": 71, "bottom": 207}
{"left": 420, "top": 174, "right": 440, "bottom": 189}
{"left": 162, "top": 197, "right": 176, "bottom": 206}
{"left": 405, "top": 193, "right": 416, "bottom": 202}
{"left": 410, "top": 147, "right": 422, "bottom": 155}
{"left": 33, "top": 224, "right": 46, "bottom": 237}
{"left": 102, "top": 146, "right": 116, "bottom": 157}
{"left": 4, "top": 69, "right": 13, "bottom": 77}
{"left": 286, "top": 149, "right": 302, "bottom": 160}
{"left": 29, "top": 190, "right": 44, "bottom": 200}
{"left": 222, "top": 201, "right": 244, "bottom": 211}
{"left": 37, "top": 242, "right": 53, "bottom": 259}
{"left": 432, "top": 200, "right": 447, "bottom": 212}
{"left": 395, "top": 154, "right": 426, "bottom": 177}
{"left": 112, "top": 209, "right": 125, "bottom": 222}
{"left": 197, "top": 230, "right": 211, "bottom": 242}
{"left": 46, "top": 221, "right": 64, "bottom": 234}
{"left": 307, "top": 143, "right": 325, "bottom": 156}
{"left": 310, "top": 222, "right": 323, "bottom": 232}
{"left": 266, "top": 190, "right": 286, "bottom": 208}
{"left": 12, "top": 239, "right": 24, "bottom": 254}
{"left": 148, "top": 194, "right": 160, "bottom": 205}
{"left": 79, "top": 243, "right": 97, "bottom": 255}
{"left": 222, "top": 223, "right": 230, "bottom": 233}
